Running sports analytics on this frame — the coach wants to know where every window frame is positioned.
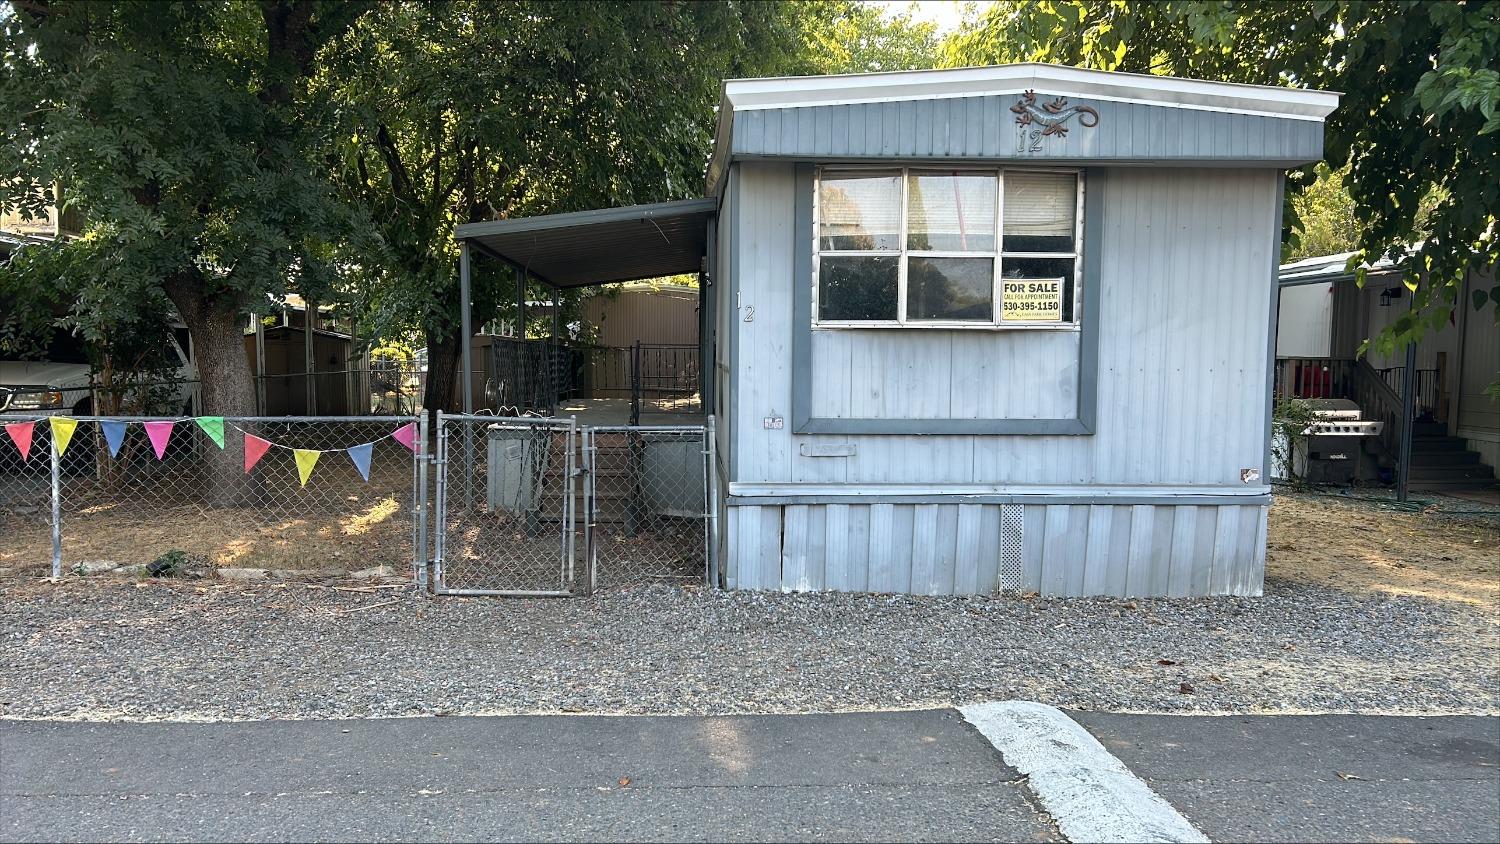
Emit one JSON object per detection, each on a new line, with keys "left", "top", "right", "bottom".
{"left": 812, "top": 165, "right": 1084, "bottom": 331}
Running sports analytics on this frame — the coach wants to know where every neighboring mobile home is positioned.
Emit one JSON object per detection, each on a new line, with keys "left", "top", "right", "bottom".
{"left": 1276, "top": 252, "right": 1499, "bottom": 490}
{"left": 455, "top": 63, "right": 1340, "bottom": 597}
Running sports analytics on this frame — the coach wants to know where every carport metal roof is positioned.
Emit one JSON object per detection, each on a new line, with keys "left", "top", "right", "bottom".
{"left": 454, "top": 198, "right": 716, "bottom": 288}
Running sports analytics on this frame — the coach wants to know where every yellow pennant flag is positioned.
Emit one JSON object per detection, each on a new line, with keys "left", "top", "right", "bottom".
{"left": 293, "top": 448, "right": 321, "bottom": 487}
{"left": 49, "top": 416, "right": 79, "bottom": 456}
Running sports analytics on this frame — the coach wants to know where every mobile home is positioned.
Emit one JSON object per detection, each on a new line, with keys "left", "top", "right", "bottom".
{"left": 455, "top": 63, "right": 1340, "bottom": 597}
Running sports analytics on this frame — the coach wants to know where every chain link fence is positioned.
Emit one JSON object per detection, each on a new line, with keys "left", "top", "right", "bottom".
{"left": 1, "top": 414, "right": 423, "bottom": 580}
{"left": 4, "top": 410, "right": 716, "bottom": 594}
{"left": 0, "top": 415, "right": 59, "bottom": 574}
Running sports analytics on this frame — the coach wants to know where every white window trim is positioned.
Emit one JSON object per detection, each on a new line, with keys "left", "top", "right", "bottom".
{"left": 812, "top": 165, "right": 1084, "bottom": 331}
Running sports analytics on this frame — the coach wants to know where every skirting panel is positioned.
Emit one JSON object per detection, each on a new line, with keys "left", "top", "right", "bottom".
{"left": 725, "top": 500, "right": 1267, "bottom": 597}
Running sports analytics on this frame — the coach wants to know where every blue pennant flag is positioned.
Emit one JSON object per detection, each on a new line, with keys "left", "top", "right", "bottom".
{"left": 346, "top": 442, "right": 373, "bottom": 482}
{"left": 100, "top": 420, "right": 128, "bottom": 458}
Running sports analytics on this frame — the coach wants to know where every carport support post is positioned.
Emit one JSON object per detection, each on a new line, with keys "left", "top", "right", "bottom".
{"left": 515, "top": 265, "right": 527, "bottom": 411}
{"left": 549, "top": 282, "right": 560, "bottom": 416}
{"left": 460, "top": 241, "right": 474, "bottom": 414}
{"left": 459, "top": 241, "right": 475, "bottom": 511}
{"left": 303, "top": 298, "right": 316, "bottom": 415}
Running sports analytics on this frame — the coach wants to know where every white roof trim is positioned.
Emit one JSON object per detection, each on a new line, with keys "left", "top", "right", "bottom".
{"left": 723, "top": 63, "right": 1339, "bottom": 122}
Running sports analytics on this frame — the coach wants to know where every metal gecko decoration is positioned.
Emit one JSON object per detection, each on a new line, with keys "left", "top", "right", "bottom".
{"left": 1011, "top": 90, "right": 1100, "bottom": 153}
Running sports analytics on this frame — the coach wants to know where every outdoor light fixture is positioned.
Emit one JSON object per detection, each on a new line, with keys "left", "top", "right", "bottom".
{"left": 1379, "top": 286, "right": 1402, "bottom": 307}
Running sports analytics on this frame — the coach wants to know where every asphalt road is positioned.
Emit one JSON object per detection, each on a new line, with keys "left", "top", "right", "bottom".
{"left": 1072, "top": 712, "right": 1500, "bottom": 843}
{"left": 0, "top": 710, "right": 1057, "bottom": 843}
{"left": 2, "top": 710, "right": 1496, "bottom": 843}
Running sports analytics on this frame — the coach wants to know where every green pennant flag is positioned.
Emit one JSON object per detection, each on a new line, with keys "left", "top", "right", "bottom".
{"left": 195, "top": 416, "right": 226, "bottom": 449}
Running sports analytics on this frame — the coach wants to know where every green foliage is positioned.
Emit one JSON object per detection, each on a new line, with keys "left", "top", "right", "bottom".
{"left": 944, "top": 0, "right": 1500, "bottom": 356}
{"left": 322, "top": 0, "right": 811, "bottom": 407}
{"left": 1271, "top": 397, "right": 1320, "bottom": 486}
{"left": 1, "top": 235, "right": 185, "bottom": 413}
{"left": 0, "top": 1, "right": 367, "bottom": 413}
{"left": 0, "top": 0, "right": 956, "bottom": 416}
{"left": 146, "top": 549, "right": 190, "bottom": 578}
{"left": 789, "top": 0, "right": 943, "bottom": 74}
{"left": 1287, "top": 164, "right": 1360, "bottom": 261}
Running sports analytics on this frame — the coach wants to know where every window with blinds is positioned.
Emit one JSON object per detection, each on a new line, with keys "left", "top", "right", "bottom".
{"left": 814, "top": 167, "right": 1081, "bottom": 328}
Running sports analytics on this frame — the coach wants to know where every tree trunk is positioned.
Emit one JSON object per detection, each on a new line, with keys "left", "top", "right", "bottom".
{"left": 189, "top": 308, "right": 257, "bottom": 418}
{"left": 423, "top": 328, "right": 462, "bottom": 428}
{"left": 162, "top": 276, "right": 254, "bottom": 506}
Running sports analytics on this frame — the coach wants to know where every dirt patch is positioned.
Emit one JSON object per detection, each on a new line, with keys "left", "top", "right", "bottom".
{"left": 1267, "top": 490, "right": 1500, "bottom": 610}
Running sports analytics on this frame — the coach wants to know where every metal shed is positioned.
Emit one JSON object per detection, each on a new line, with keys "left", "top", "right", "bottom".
{"left": 455, "top": 62, "right": 1341, "bottom": 598}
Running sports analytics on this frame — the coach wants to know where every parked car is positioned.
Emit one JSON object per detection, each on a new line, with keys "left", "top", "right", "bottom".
{"left": 0, "top": 327, "right": 196, "bottom": 416}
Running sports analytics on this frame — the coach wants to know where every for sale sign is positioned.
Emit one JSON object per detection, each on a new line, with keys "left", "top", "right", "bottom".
{"left": 1001, "top": 278, "right": 1064, "bottom": 322}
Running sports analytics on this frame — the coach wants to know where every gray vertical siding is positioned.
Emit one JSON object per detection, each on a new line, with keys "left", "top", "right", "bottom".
{"left": 725, "top": 501, "right": 1268, "bottom": 597}
{"left": 731, "top": 162, "right": 1281, "bottom": 488}
{"left": 809, "top": 330, "right": 1079, "bottom": 419}
{"left": 732, "top": 97, "right": 1323, "bottom": 164}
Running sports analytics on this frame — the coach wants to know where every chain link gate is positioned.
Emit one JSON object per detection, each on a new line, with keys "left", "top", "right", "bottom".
{"left": 431, "top": 413, "right": 579, "bottom": 595}
{"left": 429, "top": 413, "right": 716, "bottom": 595}
{"left": 583, "top": 424, "right": 713, "bottom": 590}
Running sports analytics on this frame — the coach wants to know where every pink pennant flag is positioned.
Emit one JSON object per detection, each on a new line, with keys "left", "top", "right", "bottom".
{"left": 143, "top": 420, "right": 175, "bottom": 460}
{"left": 244, "top": 434, "right": 272, "bottom": 473}
{"left": 390, "top": 422, "right": 417, "bottom": 452}
{"left": 4, "top": 420, "right": 35, "bottom": 462}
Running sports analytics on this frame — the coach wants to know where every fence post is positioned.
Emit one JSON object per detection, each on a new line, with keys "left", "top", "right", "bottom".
{"left": 49, "top": 422, "right": 62, "bottom": 579}
{"left": 414, "top": 413, "right": 430, "bottom": 592}
{"left": 630, "top": 340, "right": 641, "bottom": 426}
{"left": 566, "top": 416, "right": 579, "bottom": 595}
{"left": 582, "top": 426, "right": 595, "bottom": 595}
{"left": 435, "top": 413, "right": 444, "bottom": 590}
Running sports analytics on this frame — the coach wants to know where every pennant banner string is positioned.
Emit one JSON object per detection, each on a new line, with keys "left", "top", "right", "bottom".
{"left": 8, "top": 417, "right": 414, "bottom": 482}
{"left": 23, "top": 417, "right": 416, "bottom": 457}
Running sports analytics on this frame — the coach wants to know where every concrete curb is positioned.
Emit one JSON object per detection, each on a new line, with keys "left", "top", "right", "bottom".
{"left": 961, "top": 701, "right": 1209, "bottom": 844}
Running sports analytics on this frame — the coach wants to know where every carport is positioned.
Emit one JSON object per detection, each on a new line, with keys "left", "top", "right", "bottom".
{"left": 453, "top": 197, "right": 717, "bottom": 418}
{"left": 436, "top": 197, "right": 720, "bottom": 596}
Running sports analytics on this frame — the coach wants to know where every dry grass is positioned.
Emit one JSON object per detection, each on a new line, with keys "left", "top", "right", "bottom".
{"left": 0, "top": 495, "right": 410, "bottom": 573}
{"left": 1266, "top": 492, "right": 1500, "bottom": 611}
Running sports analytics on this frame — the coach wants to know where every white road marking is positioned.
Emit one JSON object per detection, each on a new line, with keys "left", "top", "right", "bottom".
{"left": 961, "top": 701, "right": 1210, "bottom": 844}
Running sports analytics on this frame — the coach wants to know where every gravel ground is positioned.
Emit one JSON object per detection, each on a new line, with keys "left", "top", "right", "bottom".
{"left": 2, "top": 574, "right": 1496, "bottom": 721}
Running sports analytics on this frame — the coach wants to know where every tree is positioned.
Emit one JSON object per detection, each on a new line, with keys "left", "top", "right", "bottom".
{"left": 1288, "top": 164, "right": 1360, "bottom": 261}
{"left": 790, "top": 0, "right": 943, "bottom": 74}
{"left": 0, "top": 1, "right": 366, "bottom": 417}
{"left": 0, "top": 235, "right": 184, "bottom": 415}
{"left": 944, "top": 0, "right": 1500, "bottom": 355}
{"left": 323, "top": 0, "right": 808, "bottom": 414}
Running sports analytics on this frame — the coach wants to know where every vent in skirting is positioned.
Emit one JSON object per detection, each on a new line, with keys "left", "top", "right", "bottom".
{"left": 1000, "top": 504, "right": 1024, "bottom": 590}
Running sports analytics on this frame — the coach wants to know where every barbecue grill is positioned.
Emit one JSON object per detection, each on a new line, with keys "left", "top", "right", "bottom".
{"left": 1294, "top": 398, "right": 1384, "bottom": 484}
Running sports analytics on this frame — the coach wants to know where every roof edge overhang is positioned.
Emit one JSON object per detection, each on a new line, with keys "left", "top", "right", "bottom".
{"left": 455, "top": 197, "right": 716, "bottom": 242}
{"left": 707, "top": 63, "right": 1341, "bottom": 195}
{"left": 455, "top": 197, "right": 717, "bottom": 289}
{"left": 723, "top": 63, "right": 1340, "bottom": 120}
